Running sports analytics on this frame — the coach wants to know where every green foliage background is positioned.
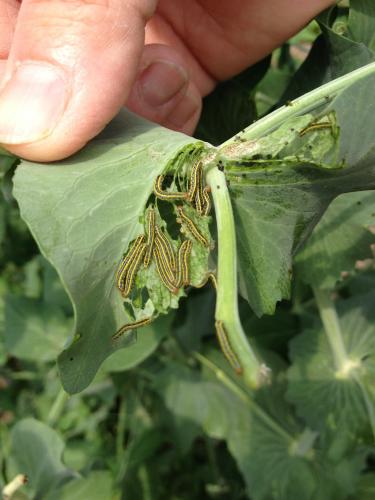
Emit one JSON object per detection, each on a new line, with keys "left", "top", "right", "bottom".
{"left": 1, "top": 2, "right": 375, "bottom": 499}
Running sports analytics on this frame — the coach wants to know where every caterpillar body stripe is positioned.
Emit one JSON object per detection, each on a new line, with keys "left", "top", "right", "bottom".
{"left": 195, "top": 272, "right": 217, "bottom": 290}
{"left": 215, "top": 320, "right": 243, "bottom": 375}
{"left": 154, "top": 175, "right": 188, "bottom": 201}
{"left": 116, "top": 235, "right": 145, "bottom": 292}
{"left": 187, "top": 161, "right": 201, "bottom": 203}
{"left": 202, "top": 186, "right": 211, "bottom": 216}
{"left": 121, "top": 242, "right": 147, "bottom": 297}
{"left": 175, "top": 239, "right": 192, "bottom": 288}
{"left": 155, "top": 226, "right": 176, "bottom": 272}
{"left": 153, "top": 244, "right": 179, "bottom": 294}
{"left": 113, "top": 317, "right": 152, "bottom": 341}
{"left": 176, "top": 207, "right": 209, "bottom": 247}
{"left": 144, "top": 208, "right": 155, "bottom": 268}
{"left": 196, "top": 164, "right": 205, "bottom": 215}
{"left": 299, "top": 121, "right": 332, "bottom": 137}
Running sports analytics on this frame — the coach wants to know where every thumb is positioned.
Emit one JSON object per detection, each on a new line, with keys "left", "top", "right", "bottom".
{"left": 0, "top": 0, "right": 157, "bottom": 161}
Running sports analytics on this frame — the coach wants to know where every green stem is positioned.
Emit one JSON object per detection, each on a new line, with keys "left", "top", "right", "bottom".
{"left": 194, "top": 351, "right": 292, "bottom": 443}
{"left": 138, "top": 465, "right": 153, "bottom": 500}
{"left": 47, "top": 387, "right": 69, "bottom": 427}
{"left": 222, "top": 62, "right": 375, "bottom": 144}
{"left": 116, "top": 397, "right": 127, "bottom": 461}
{"left": 313, "top": 287, "right": 348, "bottom": 372}
{"left": 205, "top": 437, "right": 220, "bottom": 484}
{"left": 289, "top": 428, "right": 318, "bottom": 458}
{"left": 206, "top": 166, "right": 270, "bottom": 388}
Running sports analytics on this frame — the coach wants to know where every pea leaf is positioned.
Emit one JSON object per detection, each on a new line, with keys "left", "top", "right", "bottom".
{"left": 221, "top": 72, "right": 375, "bottom": 315}
{"left": 287, "top": 291, "right": 375, "bottom": 435}
{"left": 12, "top": 111, "right": 204, "bottom": 393}
{"left": 47, "top": 471, "right": 112, "bottom": 500}
{"left": 155, "top": 363, "right": 363, "bottom": 500}
{"left": 7, "top": 418, "right": 74, "bottom": 498}
{"left": 4, "top": 295, "right": 71, "bottom": 362}
{"left": 295, "top": 191, "right": 375, "bottom": 289}
{"left": 348, "top": 0, "right": 375, "bottom": 51}
{"left": 280, "top": 5, "right": 375, "bottom": 102}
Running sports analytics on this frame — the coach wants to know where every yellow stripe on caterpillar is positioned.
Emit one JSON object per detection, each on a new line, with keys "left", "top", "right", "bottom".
{"left": 215, "top": 320, "right": 243, "bottom": 375}
{"left": 144, "top": 208, "right": 155, "bottom": 268}
{"left": 176, "top": 206, "right": 209, "bottom": 247}
{"left": 155, "top": 226, "right": 176, "bottom": 272}
{"left": 175, "top": 239, "right": 192, "bottom": 288}
{"left": 112, "top": 317, "right": 152, "bottom": 341}
{"left": 187, "top": 161, "right": 202, "bottom": 203}
{"left": 195, "top": 272, "right": 217, "bottom": 290}
{"left": 121, "top": 242, "right": 147, "bottom": 297}
{"left": 299, "top": 121, "right": 332, "bottom": 137}
{"left": 153, "top": 243, "right": 179, "bottom": 294}
{"left": 154, "top": 175, "right": 188, "bottom": 201}
{"left": 202, "top": 186, "right": 211, "bottom": 216}
{"left": 116, "top": 235, "right": 145, "bottom": 292}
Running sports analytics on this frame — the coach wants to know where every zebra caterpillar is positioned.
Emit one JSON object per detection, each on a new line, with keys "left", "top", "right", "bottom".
{"left": 144, "top": 208, "right": 155, "bottom": 268}
{"left": 116, "top": 235, "right": 145, "bottom": 292}
{"left": 215, "top": 320, "right": 243, "bottom": 375}
{"left": 112, "top": 317, "right": 152, "bottom": 341}
{"left": 154, "top": 175, "right": 188, "bottom": 201}
{"left": 176, "top": 206, "right": 209, "bottom": 247}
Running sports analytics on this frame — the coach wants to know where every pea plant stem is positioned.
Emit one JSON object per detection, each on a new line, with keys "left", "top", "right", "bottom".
{"left": 193, "top": 352, "right": 292, "bottom": 443}
{"left": 47, "top": 387, "right": 69, "bottom": 427}
{"left": 206, "top": 166, "right": 270, "bottom": 389}
{"left": 313, "top": 287, "right": 348, "bottom": 372}
{"left": 222, "top": 62, "right": 375, "bottom": 144}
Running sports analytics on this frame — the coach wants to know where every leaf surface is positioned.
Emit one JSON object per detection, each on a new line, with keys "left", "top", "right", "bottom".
{"left": 13, "top": 111, "right": 203, "bottom": 393}
{"left": 287, "top": 291, "right": 375, "bottom": 434}
{"left": 221, "top": 72, "right": 375, "bottom": 315}
{"left": 295, "top": 191, "right": 375, "bottom": 289}
{"left": 155, "top": 363, "right": 361, "bottom": 500}
{"left": 8, "top": 418, "right": 73, "bottom": 498}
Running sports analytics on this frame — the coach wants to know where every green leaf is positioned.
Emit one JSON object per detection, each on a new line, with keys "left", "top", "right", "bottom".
{"left": 196, "top": 58, "right": 270, "bottom": 145}
{"left": 7, "top": 418, "right": 73, "bottom": 498}
{"left": 47, "top": 471, "right": 113, "bottom": 500}
{"left": 280, "top": 6, "right": 374, "bottom": 102}
{"left": 348, "top": 0, "right": 375, "bottom": 51}
{"left": 356, "top": 474, "right": 375, "bottom": 500}
{"left": 174, "top": 287, "right": 216, "bottom": 352}
{"left": 155, "top": 363, "right": 358, "bottom": 500}
{"left": 4, "top": 295, "right": 71, "bottom": 362}
{"left": 287, "top": 291, "right": 375, "bottom": 434}
{"left": 295, "top": 191, "right": 375, "bottom": 289}
{"left": 222, "top": 70, "right": 375, "bottom": 315}
{"left": 13, "top": 111, "right": 204, "bottom": 393}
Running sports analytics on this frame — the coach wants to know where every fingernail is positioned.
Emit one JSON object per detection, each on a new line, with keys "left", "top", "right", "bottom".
{"left": 166, "top": 89, "right": 200, "bottom": 129}
{"left": 140, "top": 60, "right": 188, "bottom": 107}
{"left": 0, "top": 62, "right": 67, "bottom": 144}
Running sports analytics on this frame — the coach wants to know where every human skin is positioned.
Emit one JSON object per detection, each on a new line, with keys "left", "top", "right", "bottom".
{"left": 0, "top": 0, "right": 336, "bottom": 162}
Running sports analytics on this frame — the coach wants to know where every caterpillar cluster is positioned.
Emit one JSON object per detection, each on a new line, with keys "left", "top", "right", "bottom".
{"left": 113, "top": 160, "right": 242, "bottom": 376}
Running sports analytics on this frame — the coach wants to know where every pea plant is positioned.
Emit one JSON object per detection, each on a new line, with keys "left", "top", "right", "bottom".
{"left": 1, "top": 3, "right": 375, "bottom": 499}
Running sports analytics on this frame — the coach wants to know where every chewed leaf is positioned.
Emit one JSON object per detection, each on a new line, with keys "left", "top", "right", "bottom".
{"left": 287, "top": 291, "right": 375, "bottom": 434}
{"left": 219, "top": 72, "right": 375, "bottom": 315}
{"left": 13, "top": 111, "right": 206, "bottom": 394}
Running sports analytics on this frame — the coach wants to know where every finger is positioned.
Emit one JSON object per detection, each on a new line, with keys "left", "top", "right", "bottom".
{"left": 0, "top": 0, "right": 157, "bottom": 161}
{"left": 126, "top": 43, "right": 202, "bottom": 135}
{"left": 0, "top": 0, "right": 19, "bottom": 58}
{"left": 0, "top": 0, "right": 19, "bottom": 79}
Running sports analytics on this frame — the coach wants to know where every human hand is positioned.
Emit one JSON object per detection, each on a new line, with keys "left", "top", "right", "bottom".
{"left": 0, "top": 0, "right": 335, "bottom": 161}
